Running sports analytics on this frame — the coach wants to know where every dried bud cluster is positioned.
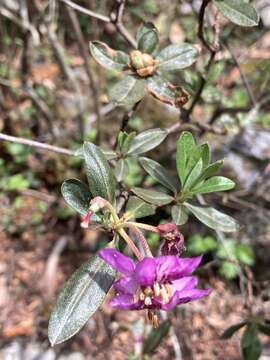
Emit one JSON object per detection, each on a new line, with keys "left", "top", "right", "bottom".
{"left": 157, "top": 223, "right": 185, "bottom": 256}
{"left": 129, "top": 50, "right": 157, "bottom": 77}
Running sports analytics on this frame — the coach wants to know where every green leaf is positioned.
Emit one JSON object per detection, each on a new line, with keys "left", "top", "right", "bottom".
{"left": 143, "top": 320, "right": 171, "bottom": 355}
{"left": 176, "top": 131, "right": 196, "bottom": 186}
{"left": 83, "top": 142, "right": 116, "bottom": 203}
{"left": 127, "top": 128, "right": 168, "bottom": 156}
{"left": 131, "top": 187, "right": 174, "bottom": 206}
{"left": 201, "top": 143, "right": 211, "bottom": 168}
{"left": 75, "top": 146, "right": 117, "bottom": 161}
{"left": 61, "top": 179, "right": 92, "bottom": 216}
{"left": 183, "top": 158, "right": 203, "bottom": 191}
{"left": 147, "top": 75, "right": 189, "bottom": 107}
{"left": 219, "top": 261, "right": 239, "bottom": 279}
{"left": 139, "top": 157, "right": 178, "bottom": 194}
{"left": 115, "top": 159, "right": 128, "bottom": 182}
{"left": 241, "top": 323, "right": 262, "bottom": 360}
{"left": 136, "top": 22, "right": 159, "bottom": 54}
{"left": 235, "top": 244, "right": 255, "bottom": 266}
{"left": 119, "top": 132, "right": 136, "bottom": 155}
{"left": 192, "top": 176, "right": 235, "bottom": 194}
{"left": 258, "top": 323, "right": 270, "bottom": 336}
{"left": 171, "top": 204, "right": 189, "bottom": 225}
{"left": 214, "top": 0, "right": 259, "bottom": 27}
{"left": 89, "top": 41, "right": 129, "bottom": 70}
{"left": 48, "top": 256, "right": 116, "bottom": 345}
{"left": 109, "top": 75, "right": 147, "bottom": 108}
{"left": 125, "top": 196, "right": 156, "bottom": 219}
{"left": 221, "top": 322, "right": 247, "bottom": 339}
{"left": 156, "top": 43, "right": 198, "bottom": 72}
{"left": 184, "top": 203, "right": 240, "bottom": 232}
{"left": 196, "top": 160, "right": 224, "bottom": 183}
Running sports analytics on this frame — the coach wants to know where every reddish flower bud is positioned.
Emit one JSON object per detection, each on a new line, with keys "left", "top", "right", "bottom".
{"left": 157, "top": 223, "right": 185, "bottom": 256}
{"left": 80, "top": 209, "right": 94, "bottom": 228}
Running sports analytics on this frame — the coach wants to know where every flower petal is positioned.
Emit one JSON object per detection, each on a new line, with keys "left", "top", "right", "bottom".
{"left": 110, "top": 294, "right": 142, "bottom": 310}
{"left": 114, "top": 276, "right": 139, "bottom": 295}
{"left": 156, "top": 255, "right": 203, "bottom": 281}
{"left": 155, "top": 256, "right": 183, "bottom": 282}
{"left": 172, "top": 276, "right": 198, "bottom": 293}
{"left": 99, "top": 248, "right": 136, "bottom": 275}
{"left": 135, "top": 257, "right": 156, "bottom": 286}
{"left": 176, "top": 288, "right": 212, "bottom": 303}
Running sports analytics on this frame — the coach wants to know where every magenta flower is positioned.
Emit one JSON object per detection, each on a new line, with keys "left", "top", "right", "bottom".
{"left": 99, "top": 249, "right": 211, "bottom": 311}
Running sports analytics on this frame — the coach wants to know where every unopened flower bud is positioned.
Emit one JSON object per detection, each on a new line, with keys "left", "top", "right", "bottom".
{"left": 81, "top": 209, "right": 94, "bottom": 228}
{"left": 90, "top": 196, "right": 107, "bottom": 212}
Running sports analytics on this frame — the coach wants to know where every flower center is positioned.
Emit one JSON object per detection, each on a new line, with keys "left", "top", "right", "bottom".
{"left": 135, "top": 282, "right": 173, "bottom": 306}
{"left": 129, "top": 50, "right": 157, "bottom": 77}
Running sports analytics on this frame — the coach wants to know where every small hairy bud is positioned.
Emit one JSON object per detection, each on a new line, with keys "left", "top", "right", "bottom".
{"left": 129, "top": 50, "right": 156, "bottom": 77}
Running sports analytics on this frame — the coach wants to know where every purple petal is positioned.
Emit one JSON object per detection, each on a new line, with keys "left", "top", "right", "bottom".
{"left": 176, "top": 256, "right": 203, "bottom": 276}
{"left": 176, "top": 288, "right": 212, "bottom": 303}
{"left": 172, "top": 276, "right": 198, "bottom": 293}
{"left": 110, "top": 294, "right": 142, "bottom": 310}
{"left": 99, "top": 248, "right": 136, "bottom": 275}
{"left": 155, "top": 256, "right": 183, "bottom": 282}
{"left": 135, "top": 257, "right": 156, "bottom": 286}
{"left": 114, "top": 276, "right": 139, "bottom": 295}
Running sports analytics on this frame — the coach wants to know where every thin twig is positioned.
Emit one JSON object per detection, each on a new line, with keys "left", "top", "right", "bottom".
{"left": 224, "top": 43, "right": 257, "bottom": 107}
{"left": 59, "top": 0, "right": 110, "bottom": 23}
{"left": 198, "top": 0, "right": 219, "bottom": 53}
{"left": 65, "top": 5, "right": 102, "bottom": 143}
{"left": 0, "top": 133, "right": 75, "bottom": 156}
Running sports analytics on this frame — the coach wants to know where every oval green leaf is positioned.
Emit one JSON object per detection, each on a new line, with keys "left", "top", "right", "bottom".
{"left": 184, "top": 203, "right": 240, "bottom": 232}
{"left": 48, "top": 256, "right": 116, "bottom": 345}
{"left": 171, "top": 204, "right": 189, "bottom": 225}
{"left": 214, "top": 0, "right": 259, "bottom": 27}
{"left": 125, "top": 196, "right": 156, "bottom": 219}
{"left": 127, "top": 128, "right": 168, "bottom": 156}
{"left": 147, "top": 75, "right": 189, "bottom": 108}
{"left": 139, "top": 157, "right": 178, "bottom": 194}
{"left": 131, "top": 187, "right": 174, "bottom": 206}
{"left": 115, "top": 159, "right": 128, "bottom": 182}
{"left": 90, "top": 41, "right": 129, "bottom": 71}
{"left": 61, "top": 179, "right": 91, "bottom": 216}
{"left": 136, "top": 22, "right": 159, "bottom": 54}
{"left": 176, "top": 131, "right": 196, "bottom": 186}
{"left": 156, "top": 43, "right": 199, "bottom": 72}
{"left": 109, "top": 75, "right": 147, "bottom": 108}
{"left": 83, "top": 142, "right": 116, "bottom": 202}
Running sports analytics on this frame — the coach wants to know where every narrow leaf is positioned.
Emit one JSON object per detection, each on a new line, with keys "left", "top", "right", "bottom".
{"left": 201, "top": 143, "right": 211, "bottom": 168}
{"left": 90, "top": 41, "right": 129, "bottom": 70}
{"left": 183, "top": 158, "right": 203, "bottom": 191}
{"left": 61, "top": 179, "right": 92, "bottom": 216}
{"left": 176, "top": 131, "right": 196, "bottom": 186}
{"left": 125, "top": 196, "right": 156, "bottom": 219}
{"left": 143, "top": 320, "right": 171, "bottom": 354}
{"left": 156, "top": 43, "right": 199, "bottom": 72}
{"left": 197, "top": 160, "right": 224, "bottom": 182}
{"left": 83, "top": 142, "right": 116, "bottom": 202}
{"left": 241, "top": 322, "right": 262, "bottom": 360}
{"left": 131, "top": 187, "right": 174, "bottom": 206}
{"left": 139, "top": 157, "right": 178, "bottom": 194}
{"left": 136, "top": 22, "right": 159, "bottom": 54}
{"left": 115, "top": 159, "right": 128, "bottom": 182}
{"left": 258, "top": 323, "right": 270, "bottom": 336}
{"left": 221, "top": 322, "right": 247, "bottom": 339}
{"left": 171, "top": 205, "right": 189, "bottom": 225}
{"left": 214, "top": 0, "right": 259, "bottom": 27}
{"left": 192, "top": 176, "right": 235, "bottom": 194}
{"left": 48, "top": 256, "right": 116, "bottom": 345}
{"left": 127, "top": 128, "right": 168, "bottom": 156}
{"left": 147, "top": 75, "right": 189, "bottom": 108}
{"left": 109, "top": 76, "right": 147, "bottom": 108}
{"left": 184, "top": 203, "right": 240, "bottom": 232}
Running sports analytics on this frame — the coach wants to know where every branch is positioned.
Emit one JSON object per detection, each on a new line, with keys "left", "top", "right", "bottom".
{"left": 198, "top": 0, "right": 219, "bottom": 53}
{"left": 59, "top": 0, "right": 110, "bottom": 23}
{"left": 0, "top": 133, "right": 75, "bottom": 156}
